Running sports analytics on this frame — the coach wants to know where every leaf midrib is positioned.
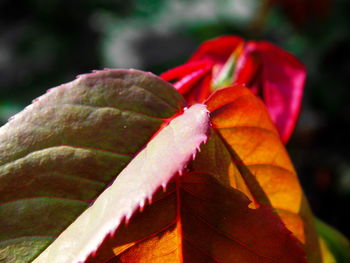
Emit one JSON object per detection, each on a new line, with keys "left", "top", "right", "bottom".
{"left": 110, "top": 178, "right": 280, "bottom": 263}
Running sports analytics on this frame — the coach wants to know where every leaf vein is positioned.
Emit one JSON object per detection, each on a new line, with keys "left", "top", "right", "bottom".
{"left": 215, "top": 125, "right": 277, "bottom": 136}
{"left": 61, "top": 102, "right": 166, "bottom": 121}
{"left": 0, "top": 145, "right": 133, "bottom": 172}
{"left": 185, "top": 209, "right": 278, "bottom": 263}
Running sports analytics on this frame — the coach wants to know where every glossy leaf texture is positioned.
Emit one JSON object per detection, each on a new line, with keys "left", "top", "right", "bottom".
{"left": 33, "top": 104, "right": 210, "bottom": 263}
{"left": 82, "top": 85, "right": 316, "bottom": 263}
{"left": 0, "top": 69, "right": 185, "bottom": 262}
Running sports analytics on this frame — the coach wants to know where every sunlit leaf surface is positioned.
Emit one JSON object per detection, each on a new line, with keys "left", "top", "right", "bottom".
{"left": 33, "top": 104, "right": 210, "bottom": 263}
{"left": 83, "top": 86, "right": 314, "bottom": 263}
{"left": 0, "top": 69, "right": 185, "bottom": 262}
{"left": 193, "top": 85, "right": 321, "bottom": 262}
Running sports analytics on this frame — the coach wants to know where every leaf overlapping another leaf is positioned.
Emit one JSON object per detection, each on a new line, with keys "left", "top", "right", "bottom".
{"left": 192, "top": 85, "right": 322, "bottom": 262}
{"left": 0, "top": 69, "right": 185, "bottom": 262}
{"left": 0, "top": 69, "right": 334, "bottom": 263}
{"left": 33, "top": 104, "right": 211, "bottom": 263}
{"left": 86, "top": 173, "right": 308, "bottom": 263}
{"left": 161, "top": 35, "right": 306, "bottom": 143}
{"left": 80, "top": 85, "right": 314, "bottom": 263}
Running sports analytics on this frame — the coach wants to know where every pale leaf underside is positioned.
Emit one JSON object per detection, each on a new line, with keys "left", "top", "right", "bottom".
{"left": 32, "top": 104, "right": 210, "bottom": 263}
{"left": 0, "top": 69, "right": 185, "bottom": 262}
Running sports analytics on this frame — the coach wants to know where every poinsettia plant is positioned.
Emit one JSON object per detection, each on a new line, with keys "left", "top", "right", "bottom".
{"left": 0, "top": 36, "right": 348, "bottom": 263}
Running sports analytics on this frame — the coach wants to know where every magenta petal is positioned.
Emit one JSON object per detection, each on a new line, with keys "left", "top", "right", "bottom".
{"left": 160, "top": 60, "right": 212, "bottom": 81}
{"left": 173, "top": 65, "right": 212, "bottom": 94}
{"left": 255, "top": 41, "right": 306, "bottom": 143}
{"left": 160, "top": 60, "right": 213, "bottom": 94}
{"left": 188, "top": 35, "right": 244, "bottom": 64}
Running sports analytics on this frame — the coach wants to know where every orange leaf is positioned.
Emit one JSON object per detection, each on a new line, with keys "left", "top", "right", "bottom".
{"left": 87, "top": 173, "right": 309, "bottom": 263}
{"left": 192, "top": 85, "right": 322, "bottom": 262}
{"left": 85, "top": 86, "right": 316, "bottom": 263}
{"left": 33, "top": 85, "right": 320, "bottom": 263}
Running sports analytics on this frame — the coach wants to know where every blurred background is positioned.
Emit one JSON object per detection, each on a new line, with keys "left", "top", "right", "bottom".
{"left": 0, "top": 0, "right": 349, "bottom": 238}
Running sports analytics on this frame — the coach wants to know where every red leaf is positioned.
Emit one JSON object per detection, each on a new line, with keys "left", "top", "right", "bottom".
{"left": 250, "top": 41, "right": 306, "bottom": 143}
{"left": 161, "top": 35, "right": 306, "bottom": 143}
{"left": 188, "top": 36, "right": 244, "bottom": 65}
{"left": 161, "top": 60, "right": 213, "bottom": 94}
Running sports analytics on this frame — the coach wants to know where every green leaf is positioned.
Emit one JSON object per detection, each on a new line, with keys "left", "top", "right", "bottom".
{"left": 315, "top": 219, "right": 350, "bottom": 263}
{"left": 32, "top": 104, "right": 210, "bottom": 263}
{"left": 0, "top": 69, "right": 185, "bottom": 262}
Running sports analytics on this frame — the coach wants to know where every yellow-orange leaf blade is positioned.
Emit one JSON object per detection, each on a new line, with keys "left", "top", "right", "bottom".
{"left": 87, "top": 172, "right": 308, "bottom": 263}
{"left": 194, "top": 85, "right": 321, "bottom": 262}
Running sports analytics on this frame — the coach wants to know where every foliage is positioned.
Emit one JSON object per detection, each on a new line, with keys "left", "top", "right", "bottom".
{"left": 161, "top": 35, "right": 305, "bottom": 143}
{"left": 0, "top": 43, "right": 348, "bottom": 261}
{"left": 0, "top": 69, "right": 185, "bottom": 262}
